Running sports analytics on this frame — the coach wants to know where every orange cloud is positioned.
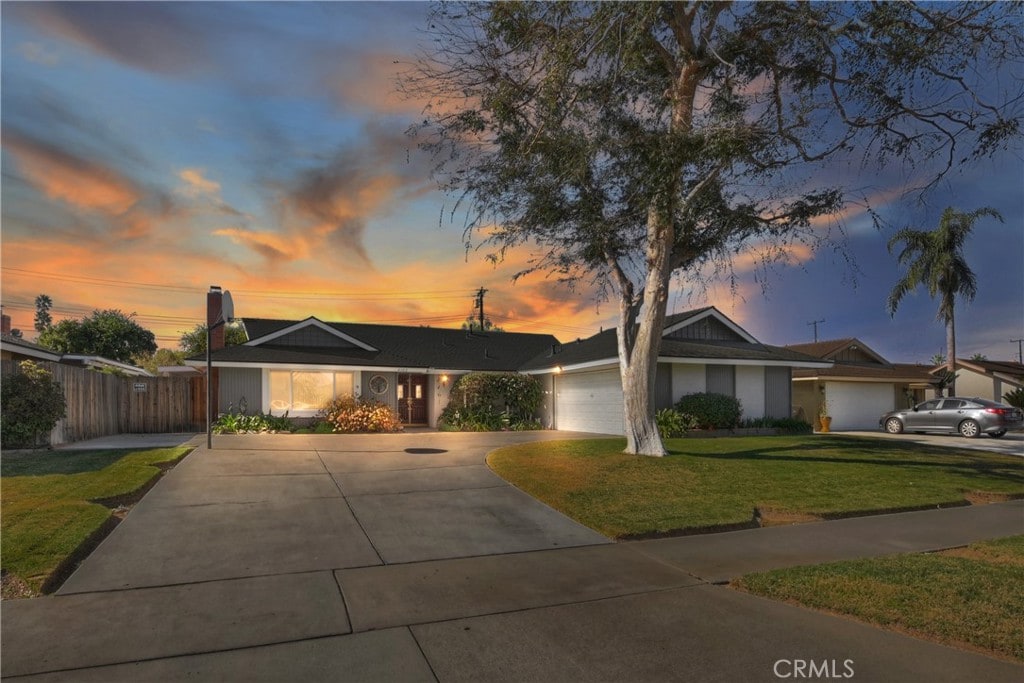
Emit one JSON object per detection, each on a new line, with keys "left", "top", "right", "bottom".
{"left": 177, "top": 168, "right": 221, "bottom": 197}
{"left": 3, "top": 133, "right": 141, "bottom": 215}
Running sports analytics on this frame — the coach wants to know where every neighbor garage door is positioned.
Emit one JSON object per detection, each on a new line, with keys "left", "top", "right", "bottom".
{"left": 825, "top": 382, "right": 895, "bottom": 431}
{"left": 555, "top": 369, "right": 624, "bottom": 435}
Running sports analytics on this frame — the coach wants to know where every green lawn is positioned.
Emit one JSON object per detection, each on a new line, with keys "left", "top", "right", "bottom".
{"left": 734, "top": 536, "right": 1024, "bottom": 662}
{"left": 487, "top": 435, "right": 1024, "bottom": 538}
{"left": 1, "top": 447, "right": 191, "bottom": 594}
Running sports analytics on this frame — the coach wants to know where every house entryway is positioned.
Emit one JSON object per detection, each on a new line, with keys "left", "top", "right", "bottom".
{"left": 397, "top": 373, "right": 428, "bottom": 425}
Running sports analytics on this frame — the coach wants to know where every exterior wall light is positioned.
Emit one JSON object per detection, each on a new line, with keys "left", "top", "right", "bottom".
{"left": 440, "top": 374, "right": 449, "bottom": 386}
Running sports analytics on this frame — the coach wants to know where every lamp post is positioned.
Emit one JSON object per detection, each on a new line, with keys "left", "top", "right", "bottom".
{"left": 206, "top": 289, "right": 234, "bottom": 450}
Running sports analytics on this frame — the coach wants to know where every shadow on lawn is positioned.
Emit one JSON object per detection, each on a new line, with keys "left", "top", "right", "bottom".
{"left": 667, "top": 436, "right": 1024, "bottom": 486}
{"left": 0, "top": 450, "right": 132, "bottom": 477}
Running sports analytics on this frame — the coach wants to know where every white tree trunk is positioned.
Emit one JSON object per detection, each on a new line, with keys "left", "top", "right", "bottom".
{"left": 618, "top": 208, "right": 674, "bottom": 457}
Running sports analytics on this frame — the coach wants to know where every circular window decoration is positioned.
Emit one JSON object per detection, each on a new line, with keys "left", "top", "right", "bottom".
{"left": 369, "top": 375, "right": 389, "bottom": 395}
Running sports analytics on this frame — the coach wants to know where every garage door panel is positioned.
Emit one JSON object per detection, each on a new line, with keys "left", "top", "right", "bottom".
{"left": 555, "top": 370, "right": 624, "bottom": 435}
{"left": 826, "top": 382, "right": 894, "bottom": 431}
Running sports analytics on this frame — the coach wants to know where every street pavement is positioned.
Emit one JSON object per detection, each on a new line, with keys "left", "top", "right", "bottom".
{"left": 2, "top": 431, "right": 1022, "bottom": 682}
{"left": 840, "top": 429, "right": 1024, "bottom": 457}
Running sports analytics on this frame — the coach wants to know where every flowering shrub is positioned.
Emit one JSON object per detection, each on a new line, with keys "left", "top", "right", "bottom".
{"left": 320, "top": 396, "right": 403, "bottom": 433}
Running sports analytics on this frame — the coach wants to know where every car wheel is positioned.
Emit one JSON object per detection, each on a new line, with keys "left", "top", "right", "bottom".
{"left": 884, "top": 417, "right": 904, "bottom": 434}
{"left": 958, "top": 420, "right": 981, "bottom": 438}
{"left": 988, "top": 430, "right": 1007, "bottom": 439}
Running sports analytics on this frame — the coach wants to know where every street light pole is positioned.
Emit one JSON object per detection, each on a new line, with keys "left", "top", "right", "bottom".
{"left": 205, "top": 288, "right": 234, "bottom": 450}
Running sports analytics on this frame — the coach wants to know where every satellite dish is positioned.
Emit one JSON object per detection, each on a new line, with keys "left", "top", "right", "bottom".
{"left": 221, "top": 290, "right": 234, "bottom": 323}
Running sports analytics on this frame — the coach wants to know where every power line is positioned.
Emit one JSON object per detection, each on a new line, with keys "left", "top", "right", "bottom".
{"left": 1, "top": 267, "right": 475, "bottom": 301}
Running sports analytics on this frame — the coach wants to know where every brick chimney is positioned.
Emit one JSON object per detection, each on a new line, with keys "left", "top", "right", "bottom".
{"left": 1, "top": 311, "right": 11, "bottom": 336}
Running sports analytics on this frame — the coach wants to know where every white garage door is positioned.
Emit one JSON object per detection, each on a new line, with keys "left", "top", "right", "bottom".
{"left": 555, "top": 370, "right": 624, "bottom": 435}
{"left": 826, "top": 382, "right": 895, "bottom": 431}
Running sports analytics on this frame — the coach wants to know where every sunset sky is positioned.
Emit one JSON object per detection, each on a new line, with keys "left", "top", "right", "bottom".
{"left": 2, "top": 2, "right": 1022, "bottom": 363}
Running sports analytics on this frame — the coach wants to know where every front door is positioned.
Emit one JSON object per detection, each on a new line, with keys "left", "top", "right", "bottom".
{"left": 397, "top": 374, "right": 428, "bottom": 425}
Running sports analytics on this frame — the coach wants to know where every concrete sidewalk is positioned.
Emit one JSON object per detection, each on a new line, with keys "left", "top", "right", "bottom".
{"left": 2, "top": 433, "right": 1022, "bottom": 681}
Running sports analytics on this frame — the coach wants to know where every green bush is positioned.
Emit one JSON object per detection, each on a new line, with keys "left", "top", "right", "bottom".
{"left": 440, "top": 372, "right": 543, "bottom": 431}
{"left": 213, "top": 408, "right": 294, "bottom": 434}
{"left": 319, "top": 396, "right": 403, "bottom": 433}
{"left": 1, "top": 361, "right": 67, "bottom": 448}
{"left": 656, "top": 409, "right": 699, "bottom": 438}
{"left": 674, "top": 392, "right": 742, "bottom": 430}
{"left": 738, "top": 416, "right": 813, "bottom": 434}
{"left": 1002, "top": 388, "right": 1024, "bottom": 410}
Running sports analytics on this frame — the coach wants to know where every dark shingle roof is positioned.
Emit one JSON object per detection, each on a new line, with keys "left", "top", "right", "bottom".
{"left": 519, "top": 324, "right": 829, "bottom": 371}
{"left": 202, "top": 318, "right": 559, "bottom": 372}
{"left": 0, "top": 334, "right": 62, "bottom": 361}
{"left": 793, "top": 363, "right": 935, "bottom": 382}
{"left": 955, "top": 359, "right": 1024, "bottom": 380}
{"left": 784, "top": 338, "right": 858, "bottom": 359}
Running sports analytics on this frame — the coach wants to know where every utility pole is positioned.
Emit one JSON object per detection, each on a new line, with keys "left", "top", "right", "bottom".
{"left": 807, "top": 319, "right": 826, "bottom": 343}
{"left": 1012, "top": 338, "right": 1024, "bottom": 364}
{"left": 475, "top": 287, "right": 488, "bottom": 332}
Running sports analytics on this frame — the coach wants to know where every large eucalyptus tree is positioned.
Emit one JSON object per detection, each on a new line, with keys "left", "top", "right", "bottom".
{"left": 405, "top": 1, "right": 1022, "bottom": 455}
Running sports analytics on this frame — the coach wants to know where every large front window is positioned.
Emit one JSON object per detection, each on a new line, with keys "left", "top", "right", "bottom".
{"left": 268, "top": 371, "right": 353, "bottom": 413}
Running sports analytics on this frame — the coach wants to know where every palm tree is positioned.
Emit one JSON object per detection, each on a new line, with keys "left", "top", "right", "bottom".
{"left": 887, "top": 206, "right": 1003, "bottom": 396}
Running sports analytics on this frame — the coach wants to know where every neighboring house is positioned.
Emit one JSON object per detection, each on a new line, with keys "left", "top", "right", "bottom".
{"left": 521, "top": 307, "right": 832, "bottom": 435}
{"left": 59, "top": 355, "right": 153, "bottom": 377}
{"left": 934, "top": 359, "right": 1024, "bottom": 403}
{"left": 1, "top": 334, "right": 63, "bottom": 363}
{"left": 786, "top": 338, "right": 936, "bottom": 431}
{"left": 189, "top": 316, "right": 559, "bottom": 426}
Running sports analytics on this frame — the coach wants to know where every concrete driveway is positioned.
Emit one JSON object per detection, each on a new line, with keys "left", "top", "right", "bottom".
{"left": 55, "top": 431, "right": 610, "bottom": 592}
{"left": 3, "top": 431, "right": 1021, "bottom": 681}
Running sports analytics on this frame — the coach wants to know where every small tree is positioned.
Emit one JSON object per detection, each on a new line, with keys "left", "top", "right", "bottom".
{"left": 37, "top": 309, "right": 157, "bottom": 364}
{"left": 179, "top": 323, "right": 248, "bottom": 355}
{"left": 461, "top": 316, "right": 504, "bottom": 333}
{"left": 34, "top": 294, "right": 53, "bottom": 333}
{"left": 1, "top": 361, "right": 67, "bottom": 448}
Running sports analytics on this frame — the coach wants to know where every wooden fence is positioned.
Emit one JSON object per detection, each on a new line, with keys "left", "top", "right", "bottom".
{"left": 2, "top": 360, "right": 205, "bottom": 446}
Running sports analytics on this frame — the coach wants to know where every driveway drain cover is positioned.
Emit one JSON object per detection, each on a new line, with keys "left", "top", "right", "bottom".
{"left": 404, "top": 448, "right": 448, "bottom": 454}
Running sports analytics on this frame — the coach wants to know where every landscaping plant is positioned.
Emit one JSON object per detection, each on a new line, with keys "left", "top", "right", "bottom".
{"left": 319, "top": 396, "right": 403, "bottom": 433}
{"left": 439, "top": 372, "right": 543, "bottom": 431}
{"left": 656, "top": 409, "right": 699, "bottom": 438}
{"left": 1002, "top": 388, "right": 1024, "bottom": 410}
{"left": 212, "top": 409, "right": 293, "bottom": 434}
{"left": 674, "top": 392, "right": 742, "bottom": 430}
{"left": 0, "top": 361, "right": 67, "bottom": 449}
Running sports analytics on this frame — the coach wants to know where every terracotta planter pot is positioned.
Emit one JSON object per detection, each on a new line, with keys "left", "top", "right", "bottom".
{"left": 819, "top": 416, "right": 832, "bottom": 433}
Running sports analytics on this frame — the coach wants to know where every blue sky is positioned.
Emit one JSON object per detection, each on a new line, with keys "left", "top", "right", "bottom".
{"left": 2, "top": 1, "right": 1022, "bottom": 362}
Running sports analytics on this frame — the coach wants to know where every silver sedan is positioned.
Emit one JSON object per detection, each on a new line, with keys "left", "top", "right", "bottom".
{"left": 879, "top": 397, "right": 1024, "bottom": 439}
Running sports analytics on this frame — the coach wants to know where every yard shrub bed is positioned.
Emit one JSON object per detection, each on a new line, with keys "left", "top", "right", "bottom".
{"left": 486, "top": 435, "right": 1024, "bottom": 538}
{"left": 734, "top": 536, "right": 1024, "bottom": 662}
